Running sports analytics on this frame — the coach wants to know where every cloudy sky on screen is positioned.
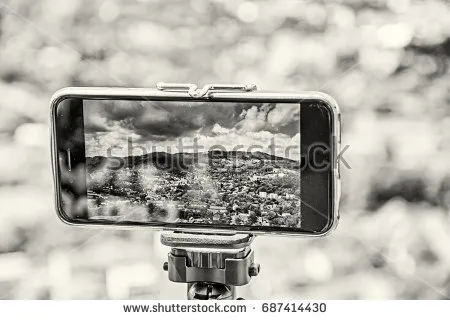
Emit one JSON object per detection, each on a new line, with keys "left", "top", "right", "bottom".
{"left": 83, "top": 100, "right": 301, "bottom": 160}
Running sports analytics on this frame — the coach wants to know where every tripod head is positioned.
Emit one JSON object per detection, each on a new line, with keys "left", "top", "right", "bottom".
{"left": 161, "top": 232, "right": 260, "bottom": 300}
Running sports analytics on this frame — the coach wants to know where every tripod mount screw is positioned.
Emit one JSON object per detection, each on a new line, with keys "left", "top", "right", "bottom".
{"left": 249, "top": 263, "right": 260, "bottom": 277}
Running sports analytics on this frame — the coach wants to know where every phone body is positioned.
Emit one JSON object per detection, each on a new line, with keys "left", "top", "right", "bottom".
{"left": 50, "top": 87, "right": 340, "bottom": 237}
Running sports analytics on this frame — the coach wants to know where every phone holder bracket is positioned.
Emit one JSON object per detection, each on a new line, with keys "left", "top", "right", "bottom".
{"left": 156, "top": 82, "right": 257, "bottom": 98}
{"left": 155, "top": 82, "right": 260, "bottom": 298}
{"left": 161, "top": 232, "right": 259, "bottom": 300}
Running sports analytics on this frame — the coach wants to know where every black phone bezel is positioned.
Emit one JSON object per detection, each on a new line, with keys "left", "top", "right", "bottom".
{"left": 51, "top": 89, "right": 339, "bottom": 236}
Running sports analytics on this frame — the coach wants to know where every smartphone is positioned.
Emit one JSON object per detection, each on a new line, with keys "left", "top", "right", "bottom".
{"left": 50, "top": 87, "right": 340, "bottom": 236}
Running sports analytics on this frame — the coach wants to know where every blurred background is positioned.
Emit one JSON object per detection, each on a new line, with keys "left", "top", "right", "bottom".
{"left": 1, "top": 0, "right": 450, "bottom": 299}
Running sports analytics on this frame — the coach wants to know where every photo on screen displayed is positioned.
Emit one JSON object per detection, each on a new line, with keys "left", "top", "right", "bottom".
{"left": 83, "top": 100, "right": 301, "bottom": 228}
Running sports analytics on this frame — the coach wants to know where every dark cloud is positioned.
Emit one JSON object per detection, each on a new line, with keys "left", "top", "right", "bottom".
{"left": 83, "top": 100, "right": 299, "bottom": 141}
{"left": 84, "top": 100, "right": 146, "bottom": 134}
{"left": 131, "top": 101, "right": 252, "bottom": 138}
{"left": 85, "top": 122, "right": 110, "bottom": 133}
{"left": 85, "top": 100, "right": 261, "bottom": 139}
{"left": 102, "top": 101, "right": 145, "bottom": 121}
{"left": 83, "top": 112, "right": 111, "bottom": 133}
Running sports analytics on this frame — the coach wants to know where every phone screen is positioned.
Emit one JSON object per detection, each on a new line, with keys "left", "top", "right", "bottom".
{"left": 54, "top": 94, "right": 335, "bottom": 235}
{"left": 82, "top": 100, "right": 302, "bottom": 228}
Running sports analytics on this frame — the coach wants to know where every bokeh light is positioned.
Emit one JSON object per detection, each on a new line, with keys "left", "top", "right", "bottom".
{"left": 0, "top": 0, "right": 449, "bottom": 299}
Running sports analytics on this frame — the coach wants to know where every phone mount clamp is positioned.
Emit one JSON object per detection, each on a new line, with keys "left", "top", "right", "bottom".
{"left": 161, "top": 232, "right": 259, "bottom": 300}
{"left": 156, "top": 82, "right": 258, "bottom": 98}
{"left": 157, "top": 83, "right": 260, "bottom": 300}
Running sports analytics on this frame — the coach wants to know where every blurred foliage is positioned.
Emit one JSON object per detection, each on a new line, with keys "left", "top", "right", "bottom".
{"left": 0, "top": 0, "right": 450, "bottom": 299}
